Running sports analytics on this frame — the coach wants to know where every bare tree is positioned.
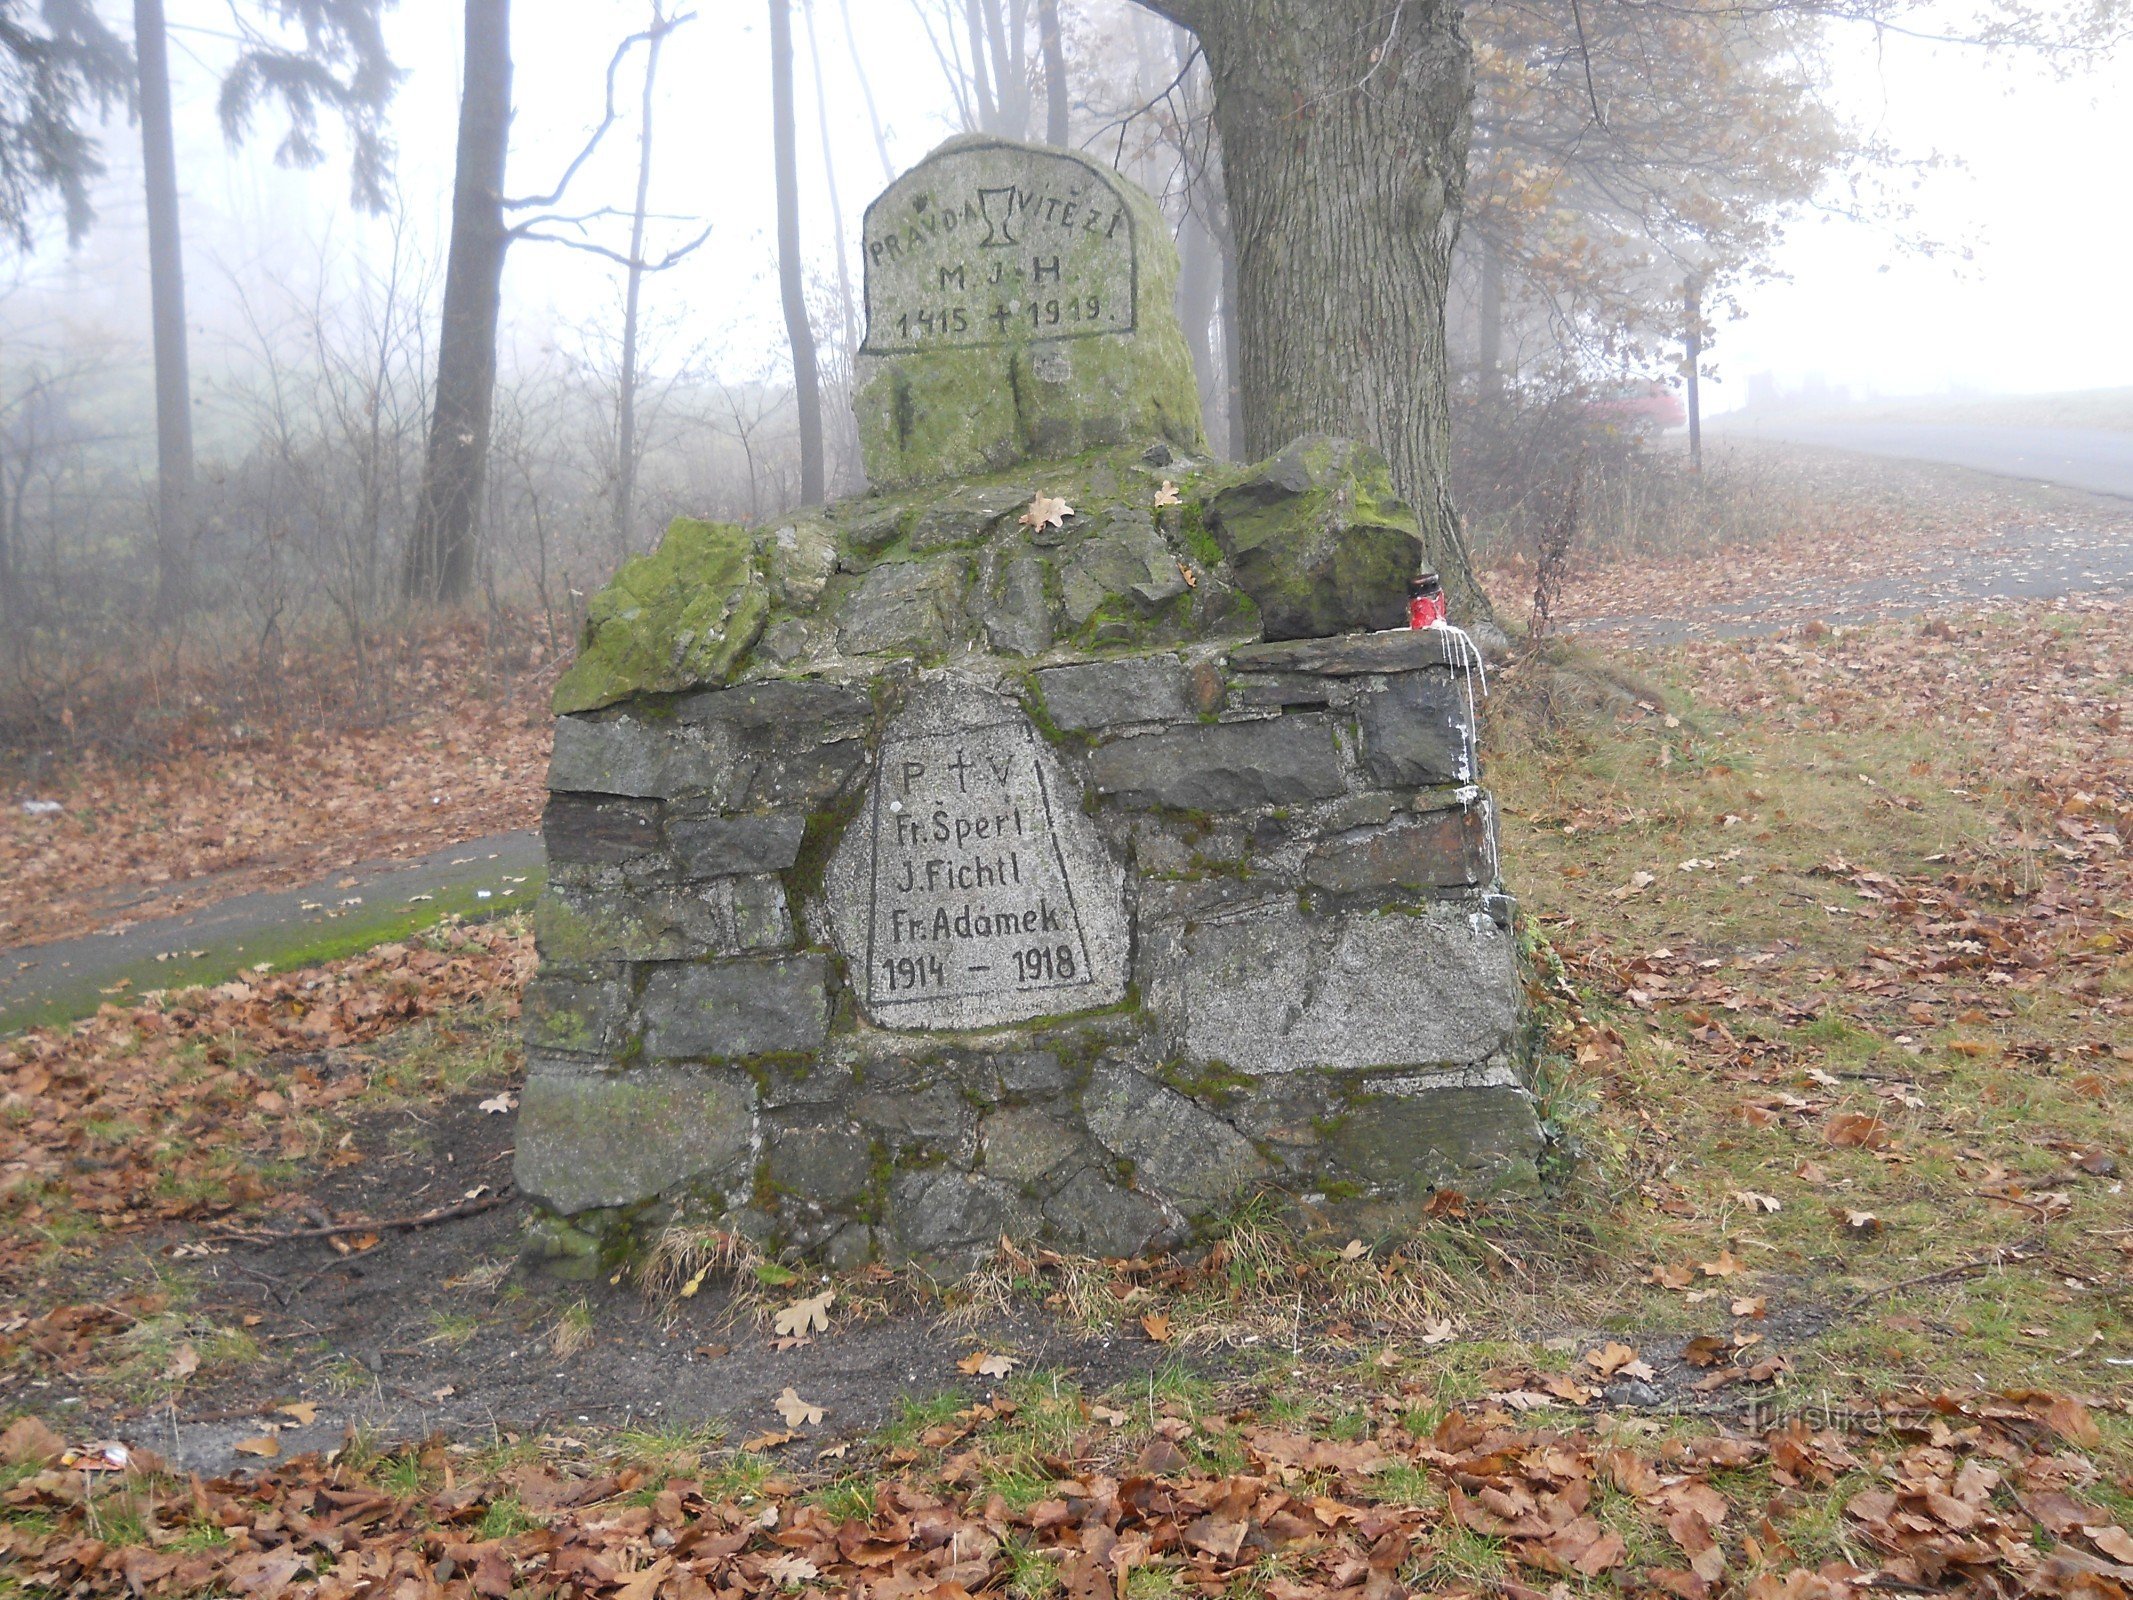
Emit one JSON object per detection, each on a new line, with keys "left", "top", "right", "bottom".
{"left": 408, "top": 1, "right": 710, "bottom": 601}
{"left": 1038, "top": 0, "right": 1068, "bottom": 142}
{"left": 614, "top": 3, "right": 695, "bottom": 550}
{"left": 135, "top": 0, "right": 194, "bottom": 618}
{"left": 135, "top": 0, "right": 401, "bottom": 622}
{"left": 769, "top": 0, "right": 823, "bottom": 504}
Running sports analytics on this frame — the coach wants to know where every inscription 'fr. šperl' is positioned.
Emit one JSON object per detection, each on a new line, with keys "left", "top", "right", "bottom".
{"left": 860, "top": 141, "right": 1138, "bottom": 356}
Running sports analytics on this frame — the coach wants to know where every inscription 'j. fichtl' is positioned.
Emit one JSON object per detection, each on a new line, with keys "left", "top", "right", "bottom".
{"left": 863, "top": 721, "right": 1095, "bottom": 1013}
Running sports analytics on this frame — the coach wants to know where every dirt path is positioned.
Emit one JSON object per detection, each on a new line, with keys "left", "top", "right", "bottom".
{"left": 1556, "top": 445, "right": 2133, "bottom": 645}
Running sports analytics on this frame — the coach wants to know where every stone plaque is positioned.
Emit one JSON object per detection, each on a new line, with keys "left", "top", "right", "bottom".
{"left": 861, "top": 140, "right": 1137, "bottom": 355}
{"left": 828, "top": 680, "right": 1128, "bottom": 1030}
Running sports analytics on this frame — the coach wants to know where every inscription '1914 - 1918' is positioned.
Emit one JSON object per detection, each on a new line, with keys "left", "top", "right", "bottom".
{"left": 864, "top": 720, "right": 1098, "bottom": 1017}
{"left": 859, "top": 141, "right": 1136, "bottom": 356}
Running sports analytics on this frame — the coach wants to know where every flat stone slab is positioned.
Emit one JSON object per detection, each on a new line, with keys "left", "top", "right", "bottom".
{"left": 514, "top": 1063, "right": 754, "bottom": 1214}
{"left": 1228, "top": 628, "right": 1468, "bottom": 676}
{"left": 827, "top": 676, "right": 1129, "bottom": 1030}
{"left": 1176, "top": 901, "right": 1518, "bottom": 1074}
{"left": 1087, "top": 715, "right": 1347, "bottom": 812}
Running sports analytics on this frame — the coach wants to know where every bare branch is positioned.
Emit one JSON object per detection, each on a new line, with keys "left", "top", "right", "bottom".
{"left": 514, "top": 224, "right": 713, "bottom": 272}
{"left": 501, "top": 13, "right": 693, "bottom": 212}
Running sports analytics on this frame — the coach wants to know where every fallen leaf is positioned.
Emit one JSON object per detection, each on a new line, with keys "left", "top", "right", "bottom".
{"left": 1682, "top": 1334, "right": 1730, "bottom": 1368}
{"left": 1020, "top": 493, "right": 1074, "bottom": 532}
{"left": 477, "top": 1091, "right": 517, "bottom": 1114}
{"left": 1826, "top": 1111, "right": 1892, "bottom": 1150}
{"left": 2085, "top": 1526, "right": 2133, "bottom": 1563}
{"left": 166, "top": 1341, "right": 199, "bottom": 1379}
{"left": 763, "top": 1554, "right": 819, "bottom": 1585}
{"left": 1154, "top": 480, "right": 1181, "bottom": 508}
{"left": 739, "top": 1430, "right": 796, "bottom": 1452}
{"left": 278, "top": 1401, "right": 317, "bottom": 1426}
{"left": 957, "top": 1350, "right": 1018, "bottom": 1378}
{"left": 773, "top": 1387, "right": 824, "bottom": 1428}
{"left": 0, "top": 1415, "right": 64, "bottom": 1468}
{"left": 233, "top": 1433, "right": 281, "bottom": 1459}
{"left": 1141, "top": 1312, "right": 1173, "bottom": 1343}
{"left": 773, "top": 1289, "right": 834, "bottom": 1339}
{"left": 1339, "top": 1238, "right": 1367, "bottom": 1260}
{"left": 1730, "top": 1190, "right": 1782, "bottom": 1213}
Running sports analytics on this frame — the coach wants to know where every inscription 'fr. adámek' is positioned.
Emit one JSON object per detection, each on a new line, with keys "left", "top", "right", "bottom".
{"left": 839, "top": 713, "right": 1128, "bottom": 1031}
{"left": 860, "top": 141, "right": 1137, "bottom": 356}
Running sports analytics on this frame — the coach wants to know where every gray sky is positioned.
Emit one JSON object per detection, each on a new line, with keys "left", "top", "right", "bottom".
{"left": 23, "top": 1, "right": 2133, "bottom": 412}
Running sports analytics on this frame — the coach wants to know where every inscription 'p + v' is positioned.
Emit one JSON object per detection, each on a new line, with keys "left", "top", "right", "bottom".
{"left": 899, "top": 750, "right": 1014, "bottom": 794}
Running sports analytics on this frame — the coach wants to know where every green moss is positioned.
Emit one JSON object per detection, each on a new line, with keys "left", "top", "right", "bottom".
{"left": 553, "top": 517, "right": 768, "bottom": 714}
{"left": 854, "top": 138, "right": 1203, "bottom": 490}
{"left": 1155, "top": 1057, "right": 1255, "bottom": 1106}
{"left": 1177, "top": 498, "right": 1223, "bottom": 571}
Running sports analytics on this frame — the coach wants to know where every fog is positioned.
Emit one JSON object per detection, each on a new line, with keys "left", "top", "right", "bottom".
{"left": 8, "top": 1, "right": 2130, "bottom": 478}
{"left": 1714, "top": 20, "right": 2133, "bottom": 407}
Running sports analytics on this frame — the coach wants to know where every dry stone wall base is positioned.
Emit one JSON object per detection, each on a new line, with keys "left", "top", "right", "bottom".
{"left": 517, "top": 135, "right": 1536, "bottom": 1276}
{"left": 519, "top": 625, "right": 1540, "bottom": 1274}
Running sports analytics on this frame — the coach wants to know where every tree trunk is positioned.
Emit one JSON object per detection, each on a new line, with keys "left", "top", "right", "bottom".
{"left": 801, "top": 0, "right": 859, "bottom": 370}
{"left": 136, "top": 0, "right": 194, "bottom": 623}
{"left": 1177, "top": 202, "right": 1223, "bottom": 451}
{"left": 1477, "top": 238, "right": 1502, "bottom": 394}
{"left": 1215, "top": 211, "right": 1243, "bottom": 462}
{"left": 770, "top": 0, "right": 823, "bottom": 505}
{"left": 962, "top": 0, "right": 998, "bottom": 133}
{"left": 835, "top": 0, "right": 895, "bottom": 182}
{"left": 1039, "top": 0, "right": 1067, "bottom": 143}
{"left": 615, "top": 4, "right": 675, "bottom": 555}
{"left": 406, "top": 0, "right": 511, "bottom": 604}
{"left": 1144, "top": 0, "right": 1487, "bottom": 620}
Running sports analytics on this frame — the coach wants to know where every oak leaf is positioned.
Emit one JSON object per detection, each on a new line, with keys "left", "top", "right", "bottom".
{"left": 773, "top": 1386, "right": 824, "bottom": 1428}
{"left": 1020, "top": 493, "right": 1074, "bottom": 532}
{"left": 773, "top": 1289, "right": 834, "bottom": 1339}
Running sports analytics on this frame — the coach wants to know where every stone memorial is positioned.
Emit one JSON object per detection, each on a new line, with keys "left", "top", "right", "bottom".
{"left": 515, "top": 135, "right": 1540, "bottom": 1277}
{"left": 854, "top": 137, "right": 1203, "bottom": 487}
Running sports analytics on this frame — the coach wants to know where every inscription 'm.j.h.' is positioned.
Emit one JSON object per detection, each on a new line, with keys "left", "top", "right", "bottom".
{"left": 863, "top": 720, "right": 1094, "bottom": 1013}
{"left": 860, "top": 141, "right": 1138, "bottom": 356}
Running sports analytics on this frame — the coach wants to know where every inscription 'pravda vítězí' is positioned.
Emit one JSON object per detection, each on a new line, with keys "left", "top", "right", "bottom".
{"left": 860, "top": 141, "right": 1137, "bottom": 355}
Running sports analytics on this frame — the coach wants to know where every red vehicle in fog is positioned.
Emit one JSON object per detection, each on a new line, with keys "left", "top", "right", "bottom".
{"left": 1586, "top": 379, "right": 1687, "bottom": 431}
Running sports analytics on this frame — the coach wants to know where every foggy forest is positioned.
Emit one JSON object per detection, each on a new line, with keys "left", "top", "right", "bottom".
{"left": 1, "top": 2, "right": 2130, "bottom": 1596}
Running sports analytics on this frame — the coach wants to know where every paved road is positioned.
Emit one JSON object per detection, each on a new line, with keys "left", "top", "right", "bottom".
{"left": 0, "top": 831, "right": 544, "bottom": 1033}
{"left": 1573, "top": 423, "right": 2133, "bottom": 645}
{"left": 1714, "top": 417, "right": 2133, "bottom": 500}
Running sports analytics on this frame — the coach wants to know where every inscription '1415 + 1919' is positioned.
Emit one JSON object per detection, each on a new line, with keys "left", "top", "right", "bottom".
{"left": 857, "top": 718, "right": 1126, "bottom": 1028}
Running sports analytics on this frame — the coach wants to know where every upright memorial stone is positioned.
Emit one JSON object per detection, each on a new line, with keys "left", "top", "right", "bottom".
{"left": 855, "top": 137, "right": 1204, "bottom": 487}
{"left": 515, "top": 137, "right": 1537, "bottom": 1278}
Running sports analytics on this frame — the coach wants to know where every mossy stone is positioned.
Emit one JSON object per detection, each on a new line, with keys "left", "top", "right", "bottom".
{"left": 553, "top": 516, "right": 768, "bottom": 714}
{"left": 1207, "top": 436, "right": 1425, "bottom": 641}
{"left": 854, "top": 136, "right": 1204, "bottom": 490}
